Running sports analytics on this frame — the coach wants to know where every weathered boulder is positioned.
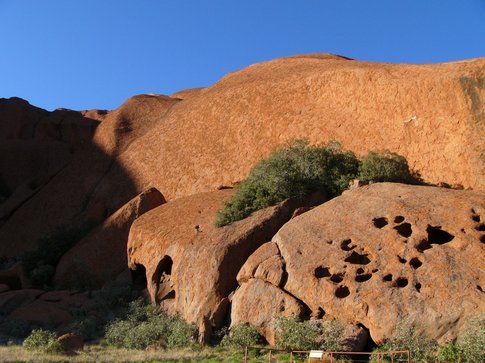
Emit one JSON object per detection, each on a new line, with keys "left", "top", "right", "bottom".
{"left": 231, "top": 278, "right": 306, "bottom": 345}
{"left": 127, "top": 189, "right": 325, "bottom": 342}
{"left": 0, "top": 289, "right": 43, "bottom": 315}
{"left": 54, "top": 188, "right": 165, "bottom": 288}
{"left": 234, "top": 183, "right": 485, "bottom": 344}
{"left": 57, "top": 332, "right": 84, "bottom": 353}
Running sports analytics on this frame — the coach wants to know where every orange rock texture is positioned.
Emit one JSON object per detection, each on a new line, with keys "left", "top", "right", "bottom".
{"left": 1, "top": 54, "right": 484, "bottom": 257}
{"left": 232, "top": 183, "right": 485, "bottom": 344}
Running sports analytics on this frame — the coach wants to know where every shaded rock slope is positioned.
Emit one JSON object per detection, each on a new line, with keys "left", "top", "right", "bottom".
{"left": 0, "top": 54, "right": 484, "bottom": 347}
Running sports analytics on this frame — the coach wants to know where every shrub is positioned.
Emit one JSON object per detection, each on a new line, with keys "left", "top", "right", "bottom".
{"left": 274, "top": 317, "right": 340, "bottom": 351}
{"left": 23, "top": 329, "right": 62, "bottom": 353}
{"left": 104, "top": 299, "right": 196, "bottom": 349}
{"left": 437, "top": 343, "right": 463, "bottom": 362}
{"left": 216, "top": 140, "right": 359, "bottom": 226}
{"left": 358, "top": 150, "right": 415, "bottom": 184}
{"left": 458, "top": 315, "right": 485, "bottom": 362}
{"left": 22, "top": 222, "right": 95, "bottom": 288}
{"left": 376, "top": 324, "right": 437, "bottom": 362}
{"left": 0, "top": 317, "right": 31, "bottom": 339}
{"left": 221, "top": 324, "right": 262, "bottom": 348}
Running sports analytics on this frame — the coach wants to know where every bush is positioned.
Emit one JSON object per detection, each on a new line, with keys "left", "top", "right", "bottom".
{"left": 22, "top": 222, "right": 95, "bottom": 288}
{"left": 23, "top": 329, "right": 62, "bottom": 353}
{"left": 437, "top": 343, "right": 463, "bottom": 362}
{"left": 0, "top": 317, "right": 31, "bottom": 339}
{"left": 216, "top": 140, "right": 359, "bottom": 226}
{"left": 458, "top": 315, "right": 485, "bottom": 362}
{"left": 104, "top": 299, "right": 196, "bottom": 349}
{"left": 274, "top": 317, "right": 343, "bottom": 351}
{"left": 221, "top": 324, "right": 262, "bottom": 348}
{"left": 376, "top": 324, "right": 437, "bottom": 362}
{"left": 358, "top": 150, "right": 415, "bottom": 184}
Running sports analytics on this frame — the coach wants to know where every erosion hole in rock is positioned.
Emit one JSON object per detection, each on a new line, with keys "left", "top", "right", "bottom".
{"left": 481, "top": 235, "right": 485, "bottom": 243}
{"left": 397, "top": 255, "right": 407, "bottom": 264}
{"left": 357, "top": 324, "right": 376, "bottom": 352}
{"left": 373, "top": 217, "right": 388, "bottom": 229}
{"left": 415, "top": 283, "right": 422, "bottom": 292}
{"left": 344, "top": 251, "right": 371, "bottom": 265}
{"left": 330, "top": 273, "right": 345, "bottom": 283}
{"left": 394, "top": 277, "right": 408, "bottom": 288}
{"left": 314, "top": 266, "right": 331, "bottom": 279}
{"left": 340, "top": 239, "right": 355, "bottom": 251}
{"left": 152, "top": 255, "right": 174, "bottom": 303}
{"left": 356, "top": 268, "right": 364, "bottom": 274}
{"left": 314, "top": 307, "right": 326, "bottom": 319}
{"left": 477, "top": 285, "right": 484, "bottom": 293}
{"left": 372, "top": 268, "right": 379, "bottom": 273}
{"left": 426, "top": 225, "right": 455, "bottom": 245}
{"left": 416, "top": 239, "right": 432, "bottom": 252}
{"left": 471, "top": 215, "right": 480, "bottom": 222}
{"left": 394, "top": 216, "right": 405, "bottom": 224}
{"left": 131, "top": 263, "right": 147, "bottom": 290}
{"left": 383, "top": 274, "right": 393, "bottom": 282}
{"left": 409, "top": 257, "right": 423, "bottom": 269}
{"left": 475, "top": 223, "right": 485, "bottom": 231}
{"left": 335, "top": 285, "right": 350, "bottom": 298}
{"left": 394, "top": 223, "right": 413, "bottom": 237}
{"left": 355, "top": 273, "right": 372, "bottom": 282}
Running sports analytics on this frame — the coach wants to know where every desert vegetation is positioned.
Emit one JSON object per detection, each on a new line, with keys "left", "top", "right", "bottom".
{"left": 216, "top": 140, "right": 417, "bottom": 226}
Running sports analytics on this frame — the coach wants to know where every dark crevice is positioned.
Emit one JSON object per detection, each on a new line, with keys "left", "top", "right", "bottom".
{"left": 394, "top": 223, "right": 413, "bottom": 237}
{"left": 397, "top": 255, "right": 407, "bottom": 264}
{"left": 330, "top": 273, "right": 345, "bottom": 283}
{"left": 471, "top": 215, "right": 480, "bottom": 223}
{"left": 314, "top": 266, "right": 331, "bottom": 279}
{"left": 409, "top": 257, "right": 422, "bottom": 269}
{"left": 335, "top": 285, "right": 350, "bottom": 298}
{"left": 477, "top": 285, "right": 484, "bottom": 293}
{"left": 426, "top": 225, "right": 455, "bottom": 244}
{"left": 394, "top": 277, "right": 408, "bottom": 288}
{"left": 394, "top": 216, "right": 405, "bottom": 224}
{"left": 415, "top": 283, "right": 422, "bottom": 292}
{"left": 131, "top": 263, "right": 147, "bottom": 290}
{"left": 340, "top": 239, "right": 355, "bottom": 251}
{"left": 475, "top": 223, "right": 485, "bottom": 232}
{"left": 356, "top": 268, "right": 364, "bottom": 274}
{"left": 355, "top": 273, "right": 372, "bottom": 283}
{"left": 344, "top": 251, "right": 371, "bottom": 265}
{"left": 373, "top": 217, "right": 388, "bottom": 229}
{"left": 383, "top": 274, "right": 393, "bottom": 282}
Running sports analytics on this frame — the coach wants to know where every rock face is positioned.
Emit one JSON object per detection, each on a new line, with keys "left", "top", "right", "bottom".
{"left": 54, "top": 188, "right": 165, "bottom": 288}
{"left": 232, "top": 183, "right": 485, "bottom": 344}
{"left": 127, "top": 189, "right": 325, "bottom": 342}
{"left": 1, "top": 55, "right": 484, "bottom": 258}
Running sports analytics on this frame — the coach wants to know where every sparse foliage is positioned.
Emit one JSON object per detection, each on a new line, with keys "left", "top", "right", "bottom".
{"left": 104, "top": 299, "right": 196, "bottom": 349}
{"left": 221, "top": 324, "right": 262, "bottom": 348}
{"left": 358, "top": 150, "right": 416, "bottom": 184}
{"left": 216, "top": 140, "right": 359, "bottom": 226}
{"left": 22, "top": 329, "right": 62, "bottom": 353}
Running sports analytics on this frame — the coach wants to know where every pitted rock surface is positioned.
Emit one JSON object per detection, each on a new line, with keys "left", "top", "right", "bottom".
{"left": 233, "top": 183, "right": 485, "bottom": 344}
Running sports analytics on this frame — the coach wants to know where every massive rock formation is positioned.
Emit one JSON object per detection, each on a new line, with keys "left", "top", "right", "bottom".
{"left": 1, "top": 54, "right": 484, "bottom": 257}
{"left": 232, "top": 183, "right": 485, "bottom": 344}
{"left": 127, "top": 189, "right": 325, "bottom": 342}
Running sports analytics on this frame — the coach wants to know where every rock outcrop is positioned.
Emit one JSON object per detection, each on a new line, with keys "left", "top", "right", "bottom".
{"left": 54, "top": 188, "right": 165, "bottom": 288}
{"left": 1, "top": 55, "right": 484, "bottom": 258}
{"left": 127, "top": 189, "right": 325, "bottom": 342}
{"left": 232, "top": 183, "right": 485, "bottom": 344}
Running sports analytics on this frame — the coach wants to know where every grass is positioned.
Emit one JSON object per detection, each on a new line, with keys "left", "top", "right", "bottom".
{"left": 0, "top": 345, "right": 307, "bottom": 362}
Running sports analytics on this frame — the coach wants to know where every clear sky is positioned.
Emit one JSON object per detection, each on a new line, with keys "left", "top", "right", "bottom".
{"left": 1, "top": 0, "right": 484, "bottom": 111}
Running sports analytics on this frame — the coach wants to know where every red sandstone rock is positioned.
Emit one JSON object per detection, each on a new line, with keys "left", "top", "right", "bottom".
{"left": 127, "top": 189, "right": 324, "bottom": 342}
{"left": 0, "top": 289, "right": 43, "bottom": 314}
{"left": 234, "top": 183, "right": 485, "bottom": 344}
{"left": 57, "top": 333, "right": 84, "bottom": 352}
{"left": 54, "top": 188, "right": 165, "bottom": 288}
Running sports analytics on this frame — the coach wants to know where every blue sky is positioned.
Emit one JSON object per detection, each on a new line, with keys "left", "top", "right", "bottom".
{"left": 1, "top": 0, "right": 484, "bottom": 111}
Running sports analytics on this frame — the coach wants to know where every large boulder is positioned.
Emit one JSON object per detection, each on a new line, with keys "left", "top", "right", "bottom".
{"left": 127, "top": 188, "right": 325, "bottom": 342}
{"left": 54, "top": 188, "right": 165, "bottom": 288}
{"left": 232, "top": 183, "right": 485, "bottom": 344}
